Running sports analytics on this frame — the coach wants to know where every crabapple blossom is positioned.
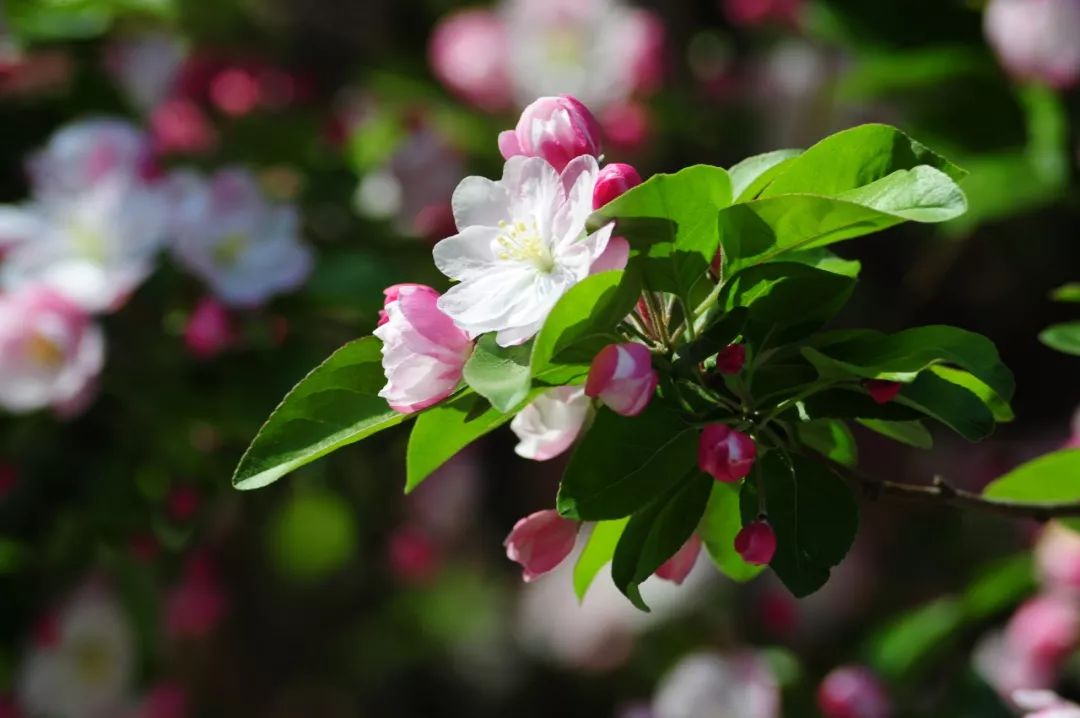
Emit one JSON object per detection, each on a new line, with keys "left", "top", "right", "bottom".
{"left": 373, "top": 283, "right": 472, "bottom": 414}
{"left": 1014, "top": 690, "right": 1080, "bottom": 718}
{"left": 593, "top": 162, "right": 643, "bottom": 209}
{"left": 655, "top": 534, "right": 702, "bottom": 585}
{"left": 17, "top": 583, "right": 135, "bottom": 718}
{"left": 428, "top": 9, "right": 512, "bottom": 111}
{"left": 1006, "top": 594, "right": 1080, "bottom": 665}
{"left": 985, "top": 0, "right": 1080, "bottom": 89}
{"left": 25, "top": 119, "right": 158, "bottom": 198}
{"left": 974, "top": 630, "right": 1058, "bottom": 702}
{"left": 589, "top": 236, "right": 630, "bottom": 274}
{"left": 504, "top": 509, "right": 579, "bottom": 582}
{"left": 169, "top": 168, "right": 313, "bottom": 307}
{"left": 511, "top": 386, "right": 592, "bottom": 460}
{"left": 498, "top": 95, "right": 602, "bottom": 173}
{"left": 735, "top": 520, "right": 776, "bottom": 565}
{"left": 0, "top": 286, "right": 104, "bottom": 414}
{"left": 653, "top": 652, "right": 780, "bottom": 718}
{"left": 1035, "top": 522, "right": 1080, "bottom": 595}
{"left": 817, "top": 665, "right": 892, "bottom": 718}
{"left": 698, "top": 425, "right": 757, "bottom": 482}
{"left": 585, "top": 342, "right": 658, "bottom": 417}
{"left": 433, "top": 154, "right": 613, "bottom": 345}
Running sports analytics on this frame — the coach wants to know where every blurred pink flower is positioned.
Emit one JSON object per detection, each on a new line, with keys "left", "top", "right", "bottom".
{"left": 166, "top": 486, "right": 201, "bottom": 523}
{"left": 184, "top": 297, "right": 234, "bottom": 359}
{"left": 724, "top": 0, "right": 804, "bottom": 27}
{"left": 0, "top": 286, "right": 104, "bottom": 414}
{"left": 817, "top": 665, "right": 892, "bottom": 718}
{"left": 209, "top": 67, "right": 261, "bottom": 117}
{"left": 133, "top": 682, "right": 187, "bottom": 718}
{"left": 150, "top": 99, "right": 217, "bottom": 155}
{"left": 985, "top": 0, "right": 1080, "bottom": 89}
{"left": 600, "top": 100, "right": 652, "bottom": 154}
{"left": 429, "top": 9, "right": 513, "bottom": 111}
{"left": 0, "top": 464, "right": 18, "bottom": 499}
{"left": 653, "top": 651, "right": 780, "bottom": 718}
{"left": 1036, "top": 523, "right": 1080, "bottom": 595}
{"left": 165, "top": 554, "right": 227, "bottom": 641}
{"left": 1014, "top": 690, "right": 1080, "bottom": 718}
{"left": 1006, "top": 594, "right": 1080, "bottom": 665}
{"left": 388, "top": 525, "right": 442, "bottom": 583}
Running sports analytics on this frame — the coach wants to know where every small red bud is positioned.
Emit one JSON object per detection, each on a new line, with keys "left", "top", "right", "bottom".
{"left": 734, "top": 519, "right": 776, "bottom": 565}
{"left": 865, "top": 380, "right": 902, "bottom": 405}
{"left": 715, "top": 344, "right": 746, "bottom": 374}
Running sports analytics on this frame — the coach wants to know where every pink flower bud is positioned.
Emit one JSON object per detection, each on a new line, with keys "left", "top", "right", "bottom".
{"left": 184, "top": 297, "right": 234, "bottom": 359}
{"left": 715, "top": 344, "right": 746, "bottom": 374}
{"left": 698, "top": 425, "right": 757, "bottom": 482}
{"left": 817, "top": 665, "right": 892, "bottom": 718}
{"left": 589, "top": 236, "right": 631, "bottom": 275}
{"left": 388, "top": 525, "right": 441, "bottom": 584}
{"left": 734, "top": 519, "right": 776, "bottom": 565}
{"left": 585, "top": 343, "right": 658, "bottom": 417}
{"left": 1006, "top": 594, "right": 1080, "bottom": 665}
{"left": 985, "top": 0, "right": 1080, "bottom": 89}
{"left": 504, "top": 509, "right": 579, "bottom": 582}
{"left": 373, "top": 283, "right": 472, "bottom": 414}
{"left": 499, "top": 95, "right": 602, "bottom": 173}
{"left": 655, "top": 534, "right": 702, "bottom": 584}
{"left": 428, "top": 9, "right": 512, "bottom": 112}
{"left": 865, "top": 380, "right": 902, "bottom": 405}
{"left": 593, "top": 163, "right": 643, "bottom": 209}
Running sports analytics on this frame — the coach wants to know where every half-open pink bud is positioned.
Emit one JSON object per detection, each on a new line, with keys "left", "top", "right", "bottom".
{"left": 818, "top": 665, "right": 893, "bottom": 718}
{"left": 593, "top": 163, "right": 643, "bottom": 209}
{"left": 734, "top": 519, "right": 776, "bottom": 565}
{"left": 499, "top": 95, "right": 602, "bottom": 173}
{"left": 504, "top": 509, "right": 579, "bottom": 582}
{"left": 865, "top": 379, "right": 902, "bottom": 405}
{"left": 655, "top": 534, "right": 702, "bottom": 584}
{"left": 585, "top": 342, "right": 658, "bottom": 417}
{"left": 715, "top": 344, "right": 746, "bottom": 374}
{"left": 698, "top": 424, "right": 757, "bottom": 482}
{"left": 373, "top": 283, "right": 472, "bottom": 413}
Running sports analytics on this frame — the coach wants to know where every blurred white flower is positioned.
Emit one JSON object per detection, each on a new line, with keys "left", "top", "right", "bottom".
{"left": 169, "top": 168, "right": 313, "bottom": 307}
{"left": 26, "top": 119, "right": 158, "bottom": 200}
{"left": 0, "top": 286, "right": 104, "bottom": 414}
{"left": 1, "top": 179, "right": 170, "bottom": 313}
{"left": 433, "top": 155, "right": 612, "bottom": 346}
{"left": 985, "top": 0, "right": 1080, "bottom": 89}
{"left": 17, "top": 583, "right": 135, "bottom": 718}
{"left": 652, "top": 652, "right": 780, "bottom": 718}
{"left": 105, "top": 32, "right": 186, "bottom": 113}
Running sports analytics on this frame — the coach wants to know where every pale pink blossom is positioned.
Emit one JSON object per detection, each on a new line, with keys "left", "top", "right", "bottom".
{"left": 585, "top": 342, "right": 658, "bottom": 417}
{"left": 26, "top": 119, "right": 158, "bottom": 198}
{"left": 169, "top": 168, "right": 313, "bottom": 307}
{"left": 0, "top": 286, "right": 103, "bottom": 414}
{"left": 428, "top": 9, "right": 512, "bottom": 111}
{"left": 1036, "top": 523, "right": 1080, "bottom": 595}
{"left": 504, "top": 509, "right": 579, "bottom": 582}
{"left": 655, "top": 534, "right": 702, "bottom": 585}
{"left": 1014, "top": 690, "right": 1080, "bottom": 718}
{"left": 373, "top": 283, "right": 472, "bottom": 413}
{"left": 511, "top": 386, "right": 592, "bottom": 460}
{"left": 698, "top": 424, "right": 757, "bottom": 482}
{"left": 985, "top": 0, "right": 1080, "bottom": 89}
{"left": 498, "top": 95, "right": 602, "bottom": 173}
{"left": 974, "top": 630, "right": 1057, "bottom": 702}
{"left": 817, "top": 665, "right": 892, "bottom": 718}
{"left": 589, "top": 236, "right": 630, "bottom": 274}
{"left": 653, "top": 652, "right": 780, "bottom": 718}
{"left": 1006, "top": 594, "right": 1080, "bottom": 665}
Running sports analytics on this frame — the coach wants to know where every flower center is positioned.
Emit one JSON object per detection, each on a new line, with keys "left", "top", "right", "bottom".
{"left": 496, "top": 219, "right": 554, "bottom": 273}
{"left": 26, "top": 332, "right": 65, "bottom": 368}
{"left": 71, "top": 637, "right": 115, "bottom": 686}
{"left": 68, "top": 223, "right": 106, "bottom": 263}
{"left": 213, "top": 232, "right": 249, "bottom": 266}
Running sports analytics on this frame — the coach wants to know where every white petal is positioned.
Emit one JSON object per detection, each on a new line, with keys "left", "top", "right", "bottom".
{"left": 451, "top": 175, "right": 511, "bottom": 229}
{"left": 432, "top": 225, "right": 501, "bottom": 280}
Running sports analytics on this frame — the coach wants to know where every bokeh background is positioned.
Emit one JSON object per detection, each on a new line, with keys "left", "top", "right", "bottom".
{"left": 0, "top": 0, "right": 1078, "bottom": 716}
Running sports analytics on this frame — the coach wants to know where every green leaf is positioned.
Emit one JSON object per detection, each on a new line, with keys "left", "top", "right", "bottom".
{"left": 611, "top": 470, "right": 713, "bottom": 610}
{"left": 983, "top": 449, "right": 1080, "bottom": 512}
{"left": 785, "top": 247, "right": 862, "bottom": 278}
{"left": 596, "top": 165, "right": 733, "bottom": 299}
{"left": 930, "top": 366, "right": 1014, "bottom": 422}
{"left": 803, "top": 325, "right": 1015, "bottom": 403}
{"left": 751, "top": 453, "right": 859, "bottom": 597}
{"left": 699, "top": 482, "right": 766, "bottom": 582}
{"left": 531, "top": 270, "right": 642, "bottom": 383}
{"left": 1040, "top": 322, "right": 1080, "bottom": 356}
{"left": 405, "top": 392, "right": 513, "bottom": 493}
{"left": 761, "top": 123, "right": 966, "bottom": 196}
{"left": 573, "top": 519, "right": 629, "bottom": 601}
{"left": 857, "top": 419, "right": 933, "bottom": 449}
{"left": 800, "top": 389, "right": 925, "bottom": 422}
{"left": 233, "top": 337, "right": 406, "bottom": 490}
{"left": 558, "top": 403, "right": 698, "bottom": 520}
{"left": 0, "top": 538, "right": 26, "bottom": 574}
{"left": 720, "top": 262, "right": 856, "bottom": 346}
{"left": 1051, "top": 283, "right": 1080, "bottom": 303}
{"left": 463, "top": 335, "right": 533, "bottom": 412}
{"left": 729, "top": 149, "right": 802, "bottom": 202}
{"left": 869, "top": 598, "right": 965, "bottom": 681}
{"left": 895, "top": 372, "right": 997, "bottom": 441}
{"left": 797, "top": 419, "right": 858, "bottom": 468}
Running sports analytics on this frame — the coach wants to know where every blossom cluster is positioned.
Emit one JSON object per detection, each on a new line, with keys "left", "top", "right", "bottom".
{"left": 0, "top": 119, "right": 313, "bottom": 415}
{"left": 372, "top": 94, "right": 791, "bottom": 585}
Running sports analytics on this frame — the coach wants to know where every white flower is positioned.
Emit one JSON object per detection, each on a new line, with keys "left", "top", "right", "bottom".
{"left": 26, "top": 119, "right": 156, "bottom": 200}
{"left": 0, "top": 178, "right": 170, "bottom": 313}
{"left": 511, "top": 386, "right": 592, "bottom": 460}
{"left": 433, "top": 155, "right": 613, "bottom": 346}
{"left": 653, "top": 652, "right": 780, "bottom": 718}
{"left": 0, "top": 286, "right": 104, "bottom": 414}
{"left": 17, "top": 583, "right": 135, "bottom": 718}
{"left": 169, "top": 168, "right": 314, "bottom": 307}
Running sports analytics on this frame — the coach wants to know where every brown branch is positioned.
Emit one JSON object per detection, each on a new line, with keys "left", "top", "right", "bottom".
{"left": 841, "top": 469, "right": 1080, "bottom": 522}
